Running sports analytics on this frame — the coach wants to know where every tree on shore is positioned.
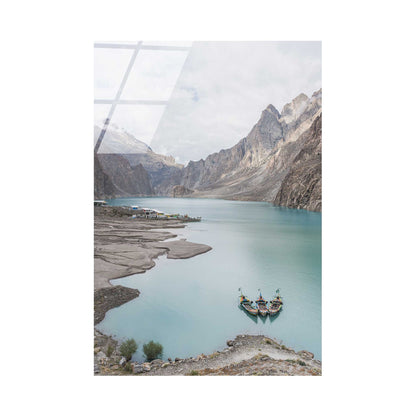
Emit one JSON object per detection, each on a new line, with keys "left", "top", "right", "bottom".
{"left": 119, "top": 338, "right": 138, "bottom": 361}
{"left": 143, "top": 341, "right": 163, "bottom": 361}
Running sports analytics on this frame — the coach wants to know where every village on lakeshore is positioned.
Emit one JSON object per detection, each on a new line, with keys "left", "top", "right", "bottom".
{"left": 94, "top": 200, "right": 202, "bottom": 222}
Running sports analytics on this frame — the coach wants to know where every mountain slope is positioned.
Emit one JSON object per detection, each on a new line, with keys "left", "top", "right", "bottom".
{"left": 180, "top": 103, "right": 285, "bottom": 192}
{"left": 94, "top": 124, "right": 182, "bottom": 196}
{"left": 94, "top": 125, "right": 150, "bottom": 154}
{"left": 93, "top": 90, "right": 322, "bottom": 211}
{"left": 178, "top": 89, "right": 322, "bottom": 202}
{"left": 123, "top": 152, "right": 183, "bottom": 195}
{"left": 273, "top": 114, "right": 322, "bottom": 212}
{"left": 95, "top": 154, "right": 154, "bottom": 197}
{"left": 94, "top": 154, "right": 118, "bottom": 199}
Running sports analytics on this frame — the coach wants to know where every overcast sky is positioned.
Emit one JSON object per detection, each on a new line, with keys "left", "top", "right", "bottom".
{"left": 94, "top": 41, "right": 321, "bottom": 164}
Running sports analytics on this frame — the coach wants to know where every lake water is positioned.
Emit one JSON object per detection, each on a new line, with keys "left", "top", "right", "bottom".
{"left": 96, "top": 197, "right": 321, "bottom": 362}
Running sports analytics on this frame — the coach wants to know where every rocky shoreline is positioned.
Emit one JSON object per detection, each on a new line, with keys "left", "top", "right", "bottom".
{"left": 94, "top": 331, "right": 321, "bottom": 376}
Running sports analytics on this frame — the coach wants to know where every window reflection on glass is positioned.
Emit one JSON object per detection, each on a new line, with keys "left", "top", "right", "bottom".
{"left": 109, "top": 104, "right": 166, "bottom": 146}
{"left": 120, "top": 50, "right": 189, "bottom": 101}
{"left": 94, "top": 48, "right": 133, "bottom": 100}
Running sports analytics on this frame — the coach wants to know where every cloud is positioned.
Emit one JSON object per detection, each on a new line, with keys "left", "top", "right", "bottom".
{"left": 94, "top": 48, "right": 133, "bottom": 99}
{"left": 121, "top": 49, "right": 189, "bottom": 101}
{"left": 94, "top": 42, "right": 321, "bottom": 163}
{"left": 94, "top": 45, "right": 189, "bottom": 145}
{"left": 110, "top": 105, "right": 166, "bottom": 145}
{"left": 150, "top": 41, "right": 321, "bottom": 164}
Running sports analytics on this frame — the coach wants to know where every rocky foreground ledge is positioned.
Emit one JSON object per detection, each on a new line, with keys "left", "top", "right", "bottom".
{"left": 94, "top": 330, "right": 321, "bottom": 376}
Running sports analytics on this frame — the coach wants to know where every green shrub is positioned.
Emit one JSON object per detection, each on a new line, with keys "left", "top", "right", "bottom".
{"left": 188, "top": 370, "right": 199, "bottom": 376}
{"left": 119, "top": 338, "right": 138, "bottom": 361}
{"left": 143, "top": 341, "right": 163, "bottom": 361}
{"left": 106, "top": 344, "right": 115, "bottom": 357}
{"left": 124, "top": 362, "right": 133, "bottom": 373}
{"left": 285, "top": 359, "right": 307, "bottom": 366}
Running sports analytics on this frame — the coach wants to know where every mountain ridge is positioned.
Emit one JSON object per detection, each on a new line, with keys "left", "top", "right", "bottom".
{"left": 175, "top": 89, "right": 321, "bottom": 204}
{"left": 94, "top": 89, "right": 322, "bottom": 211}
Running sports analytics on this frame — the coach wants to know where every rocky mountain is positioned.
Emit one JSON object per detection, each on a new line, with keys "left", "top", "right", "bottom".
{"left": 123, "top": 152, "right": 183, "bottom": 195}
{"left": 94, "top": 124, "right": 184, "bottom": 198}
{"left": 93, "top": 90, "right": 322, "bottom": 212}
{"left": 94, "top": 154, "right": 118, "bottom": 199}
{"left": 273, "top": 114, "right": 321, "bottom": 212}
{"left": 180, "top": 103, "right": 284, "bottom": 191}
{"left": 171, "top": 185, "right": 194, "bottom": 198}
{"left": 94, "top": 125, "right": 150, "bottom": 154}
{"left": 94, "top": 153, "right": 154, "bottom": 198}
{"left": 177, "top": 89, "right": 322, "bottom": 204}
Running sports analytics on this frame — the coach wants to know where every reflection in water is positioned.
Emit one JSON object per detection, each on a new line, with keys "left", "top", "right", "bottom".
{"left": 238, "top": 304, "right": 258, "bottom": 323}
{"left": 269, "top": 311, "right": 282, "bottom": 323}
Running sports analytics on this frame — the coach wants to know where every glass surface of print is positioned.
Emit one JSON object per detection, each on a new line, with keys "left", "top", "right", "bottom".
{"left": 94, "top": 41, "right": 321, "bottom": 376}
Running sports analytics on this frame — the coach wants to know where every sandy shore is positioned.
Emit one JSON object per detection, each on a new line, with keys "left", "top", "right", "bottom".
{"left": 94, "top": 206, "right": 212, "bottom": 323}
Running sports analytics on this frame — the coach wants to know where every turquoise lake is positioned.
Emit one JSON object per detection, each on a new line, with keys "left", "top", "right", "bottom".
{"left": 96, "top": 197, "right": 321, "bottom": 362}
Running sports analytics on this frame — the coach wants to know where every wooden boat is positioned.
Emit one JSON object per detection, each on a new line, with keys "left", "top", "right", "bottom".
{"left": 239, "top": 294, "right": 258, "bottom": 316}
{"left": 256, "top": 293, "right": 269, "bottom": 317}
{"left": 269, "top": 290, "right": 283, "bottom": 316}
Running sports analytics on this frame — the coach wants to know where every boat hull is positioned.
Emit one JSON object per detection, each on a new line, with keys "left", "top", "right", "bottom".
{"left": 256, "top": 297, "right": 269, "bottom": 316}
{"left": 269, "top": 304, "right": 282, "bottom": 316}
{"left": 269, "top": 295, "right": 283, "bottom": 316}
{"left": 242, "top": 305, "right": 258, "bottom": 316}
{"left": 239, "top": 295, "right": 258, "bottom": 316}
